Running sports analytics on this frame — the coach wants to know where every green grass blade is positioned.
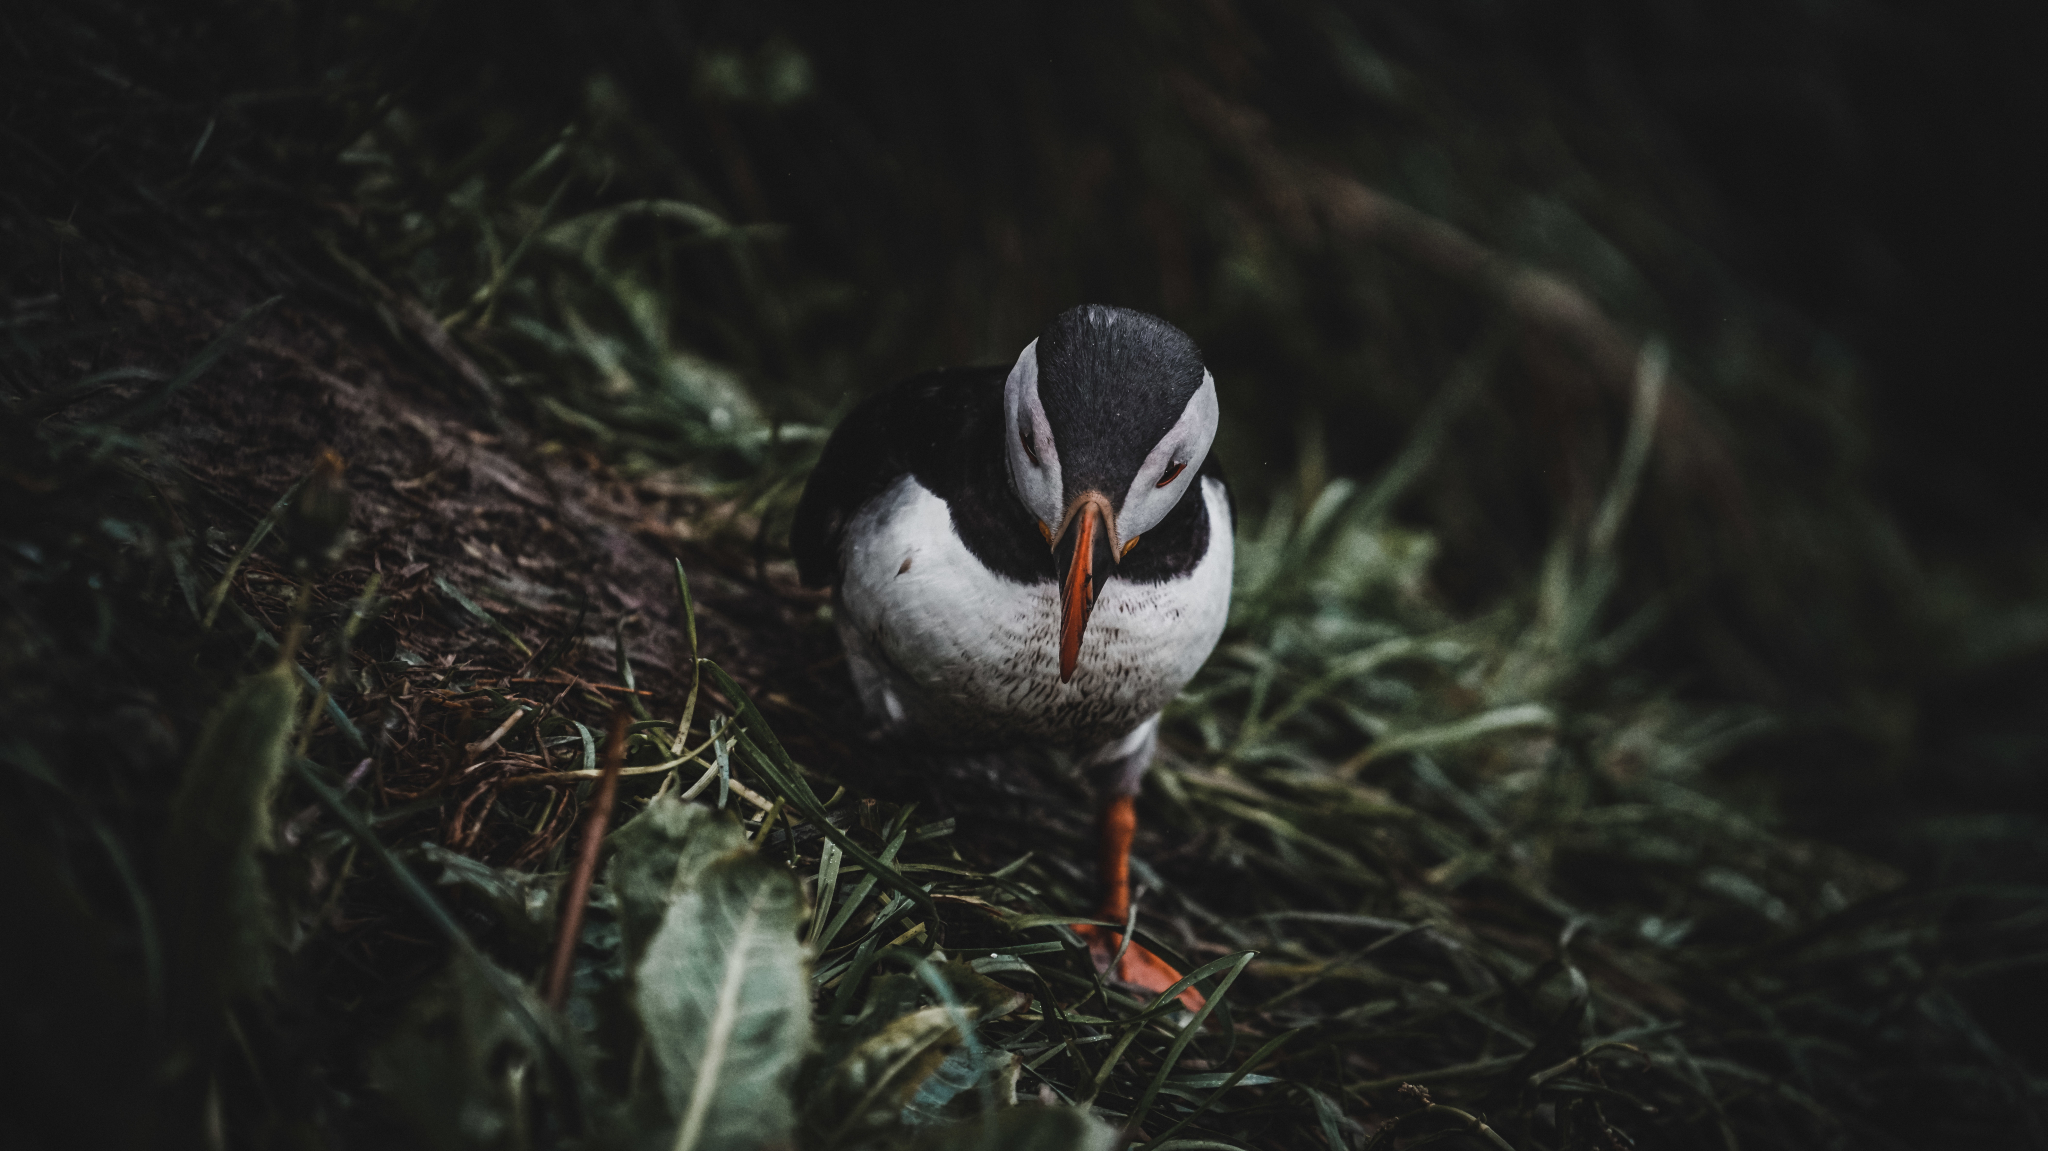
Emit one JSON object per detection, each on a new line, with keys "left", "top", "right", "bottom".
{"left": 818, "top": 825, "right": 911, "bottom": 954}
{"left": 1123, "top": 950, "right": 1257, "bottom": 1125}
{"left": 807, "top": 839, "right": 845, "bottom": 948}
{"left": 1138, "top": 1029, "right": 1300, "bottom": 1148}
{"left": 675, "top": 558, "right": 699, "bottom": 656}
{"left": 1306, "top": 1086, "right": 1349, "bottom": 1151}
{"left": 670, "top": 563, "right": 702, "bottom": 754}
{"left": 705, "top": 661, "right": 939, "bottom": 922}
{"left": 435, "top": 575, "right": 533, "bottom": 655}
{"left": 1587, "top": 338, "right": 1669, "bottom": 559}
{"left": 200, "top": 474, "right": 308, "bottom": 630}
{"left": 616, "top": 616, "right": 653, "bottom": 720}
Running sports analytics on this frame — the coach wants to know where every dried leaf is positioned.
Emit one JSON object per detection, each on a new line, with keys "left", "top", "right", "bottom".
{"left": 811, "top": 1005, "right": 961, "bottom": 1142}
{"left": 901, "top": 1045, "right": 1020, "bottom": 1128}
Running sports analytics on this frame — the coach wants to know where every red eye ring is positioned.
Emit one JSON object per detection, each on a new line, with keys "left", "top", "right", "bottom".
{"left": 1156, "top": 461, "right": 1186, "bottom": 488}
{"left": 1020, "top": 427, "right": 1040, "bottom": 466}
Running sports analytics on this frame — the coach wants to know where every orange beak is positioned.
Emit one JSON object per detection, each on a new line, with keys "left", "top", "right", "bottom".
{"left": 1051, "top": 492, "right": 1119, "bottom": 682}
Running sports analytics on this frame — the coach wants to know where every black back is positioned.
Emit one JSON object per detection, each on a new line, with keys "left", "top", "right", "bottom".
{"left": 791, "top": 366, "right": 1227, "bottom": 589}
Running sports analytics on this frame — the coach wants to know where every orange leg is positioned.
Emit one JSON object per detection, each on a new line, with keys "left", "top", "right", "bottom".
{"left": 1098, "top": 792, "right": 1135, "bottom": 922}
{"left": 1072, "top": 794, "right": 1206, "bottom": 1010}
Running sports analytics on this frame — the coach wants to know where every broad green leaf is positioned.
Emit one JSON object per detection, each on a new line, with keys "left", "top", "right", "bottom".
{"left": 909, "top": 1106, "right": 1121, "bottom": 1151}
{"left": 163, "top": 662, "right": 298, "bottom": 1017}
{"left": 606, "top": 793, "right": 750, "bottom": 963}
{"left": 636, "top": 851, "right": 810, "bottom": 1151}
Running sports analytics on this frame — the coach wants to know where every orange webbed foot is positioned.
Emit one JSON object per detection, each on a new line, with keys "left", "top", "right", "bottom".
{"left": 1072, "top": 922, "right": 1206, "bottom": 1011}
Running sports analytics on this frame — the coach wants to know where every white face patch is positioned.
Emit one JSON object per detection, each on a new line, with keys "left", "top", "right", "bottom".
{"left": 1115, "top": 370, "right": 1219, "bottom": 539}
{"left": 1002, "top": 339, "right": 1064, "bottom": 529}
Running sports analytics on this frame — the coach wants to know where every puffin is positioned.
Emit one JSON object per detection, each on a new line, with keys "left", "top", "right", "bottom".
{"left": 792, "top": 304, "right": 1232, "bottom": 1007}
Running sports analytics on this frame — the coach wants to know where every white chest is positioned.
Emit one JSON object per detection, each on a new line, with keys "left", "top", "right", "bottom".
{"left": 835, "top": 475, "right": 1233, "bottom": 749}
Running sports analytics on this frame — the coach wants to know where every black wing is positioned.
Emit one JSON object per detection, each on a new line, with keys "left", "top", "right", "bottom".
{"left": 790, "top": 366, "right": 1010, "bottom": 588}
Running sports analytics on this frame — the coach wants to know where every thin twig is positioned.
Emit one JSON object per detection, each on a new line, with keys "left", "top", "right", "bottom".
{"left": 543, "top": 708, "right": 628, "bottom": 1010}
{"left": 506, "top": 676, "right": 655, "bottom": 697}
{"left": 465, "top": 704, "right": 532, "bottom": 759}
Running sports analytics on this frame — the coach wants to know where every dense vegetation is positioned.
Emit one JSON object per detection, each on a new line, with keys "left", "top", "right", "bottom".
{"left": 4, "top": 1, "right": 2043, "bottom": 1148}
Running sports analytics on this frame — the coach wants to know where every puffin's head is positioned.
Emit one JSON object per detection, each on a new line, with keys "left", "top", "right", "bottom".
{"left": 1002, "top": 305, "right": 1220, "bottom": 683}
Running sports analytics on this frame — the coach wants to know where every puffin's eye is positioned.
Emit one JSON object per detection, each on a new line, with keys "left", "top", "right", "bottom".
{"left": 1156, "top": 460, "right": 1186, "bottom": 488}
{"left": 1020, "top": 426, "right": 1041, "bottom": 466}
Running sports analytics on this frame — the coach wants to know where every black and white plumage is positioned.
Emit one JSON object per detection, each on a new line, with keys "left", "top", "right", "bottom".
{"left": 790, "top": 305, "right": 1220, "bottom": 1003}
{"left": 792, "top": 305, "right": 1232, "bottom": 790}
{"left": 793, "top": 305, "right": 1231, "bottom": 1005}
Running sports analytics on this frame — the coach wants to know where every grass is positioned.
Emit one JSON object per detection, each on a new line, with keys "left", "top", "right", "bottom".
{"left": 4, "top": 1, "right": 2046, "bottom": 1148}
{"left": 7, "top": 316, "right": 2039, "bottom": 1146}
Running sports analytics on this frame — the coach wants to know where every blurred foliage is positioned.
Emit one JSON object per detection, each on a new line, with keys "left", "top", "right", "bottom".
{"left": 5, "top": 0, "right": 2048, "bottom": 1149}
{"left": 299, "top": 0, "right": 1970, "bottom": 795}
